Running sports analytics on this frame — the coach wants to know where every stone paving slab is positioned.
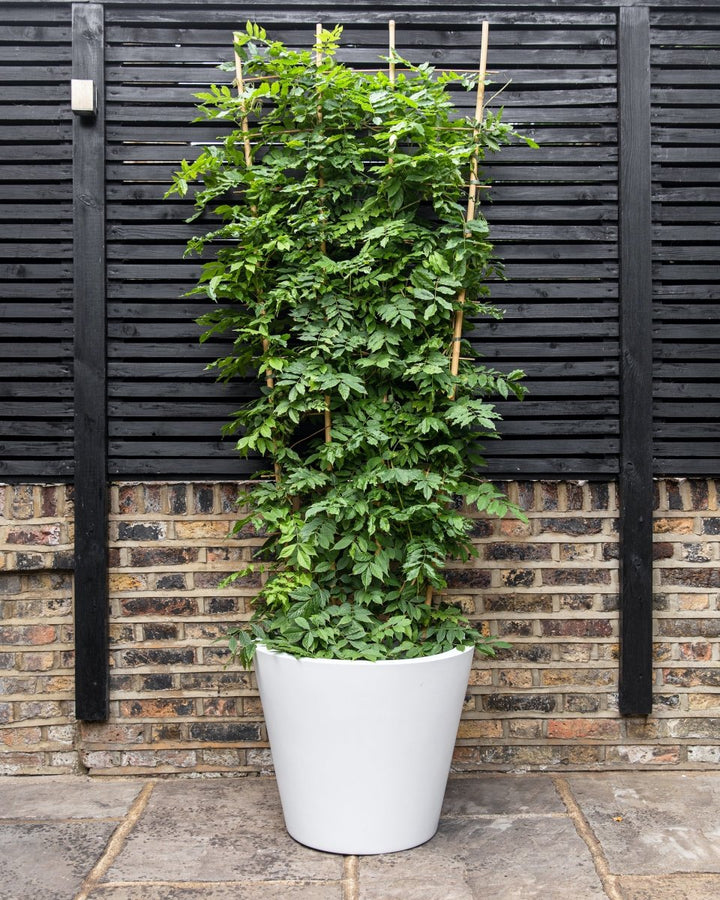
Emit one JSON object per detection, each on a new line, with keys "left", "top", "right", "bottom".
{"left": 0, "top": 821, "right": 117, "bottom": 900}
{"left": 565, "top": 772, "right": 720, "bottom": 875}
{"left": 358, "top": 815, "right": 607, "bottom": 899}
{"left": 0, "top": 775, "right": 143, "bottom": 820}
{"left": 89, "top": 883, "right": 343, "bottom": 899}
{"left": 442, "top": 774, "right": 566, "bottom": 817}
{"left": 619, "top": 874, "right": 720, "bottom": 900}
{"left": 104, "top": 779, "right": 342, "bottom": 885}
{"left": 3, "top": 772, "right": 720, "bottom": 899}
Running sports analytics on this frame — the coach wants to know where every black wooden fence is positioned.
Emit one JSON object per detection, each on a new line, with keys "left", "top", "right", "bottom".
{"left": 2, "top": 0, "right": 719, "bottom": 483}
{"left": 2, "top": 0, "right": 720, "bottom": 719}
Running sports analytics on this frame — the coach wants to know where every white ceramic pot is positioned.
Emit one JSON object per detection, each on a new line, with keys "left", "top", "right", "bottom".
{"left": 254, "top": 643, "right": 474, "bottom": 855}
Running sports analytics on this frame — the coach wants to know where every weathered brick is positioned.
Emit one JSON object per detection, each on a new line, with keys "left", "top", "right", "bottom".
{"left": 663, "top": 668, "right": 720, "bottom": 688}
{"left": 15, "top": 553, "right": 45, "bottom": 570}
{"left": 143, "top": 623, "right": 178, "bottom": 641}
{"left": 500, "top": 569, "right": 535, "bottom": 588}
{"left": 541, "top": 568, "right": 611, "bottom": 586}
{"left": 678, "top": 641, "right": 713, "bottom": 661}
{"left": 565, "top": 694, "right": 601, "bottom": 713}
{"left": 666, "top": 481, "right": 684, "bottom": 511}
{"left": 117, "top": 522, "right": 167, "bottom": 542}
{"left": 120, "top": 648, "right": 195, "bottom": 667}
{"left": 120, "top": 597, "right": 198, "bottom": 617}
{"left": 188, "top": 722, "right": 263, "bottom": 743}
{"left": 196, "top": 571, "right": 260, "bottom": 590}
{"left": 497, "top": 669, "right": 533, "bottom": 687}
{"left": 498, "top": 620, "right": 534, "bottom": 637}
{"left": 120, "top": 698, "right": 195, "bottom": 718}
{"left": 539, "top": 482, "right": 559, "bottom": 511}
{"left": 0, "top": 574, "right": 22, "bottom": 594}
{"left": 206, "top": 596, "right": 239, "bottom": 615}
{"left": 483, "top": 594, "right": 553, "bottom": 613}
{"left": 169, "top": 484, "right": 188, "bottom": 515}
{"left": 469, "top": 519, "right": 494, "bottom": 538}
{"left": 485, "top": 543, "right": 551, "bottom": 561}
{"left": 541, "top": 619, "right": 613, "bottom": 638}
{"left": 681, "top": 542, "right": 714, "bottom": 563}
{"left": 539, "top": 518, "right": 603, "bottom": 536}
{"left": 485, "top": 693, "right": 556, "bottom": 713}
{"left": 193, "top": 485, "right": 216, "bottom": 514}
{"left": 589, "top": 483, "right": 610, "bottom": 510}
{"left": 79, "top": 723, "right": 145, "bottom": 745}
{"left": 6, "top": 525, "right": 61, "bottom": 546}
{"left": 0, "top": 625, "right": 56, "bottom": 645}
{"left": 607, "top": 745, "right": 680, "bottom": 765}
{"left": 174, "top": 521, "right": 232, "bottom": 540}
{"left": 117, "top": 485, "right": 141, "bottom": 514}
{"left": 109, "top": 573, "right": 148, "bottom": 591}
{"left": 547, "top": 719, "right": 620, "bottom": 740}
{"left": 654, "top": 518, "right": 694, "bottom": 534}
{"left": 143, "top": 485, "right": 163, "bottom": 513}
{"left": 457, "top": 719, "right": 503, "bottom": 739}
{"left": 507, "top": 720, "right": 542, "bottom": 739}
{"left": 202, "top": 698, "right": 238, "bottom": 717}
{"left": 129, "top": 547, "right": 198, "bottom": 567}
{"left": 11, "top": 486, "right": 34, "bottom": 519}
{"left": 541, "top": 669, "right": 615, "bottom": 687}
{"left": 659, "top": 618, "right": 720, "bottom": 638}
{"left": 557, "top": 594, "right": 595, "bottom": 611}
{"left": 652, "top": 542, "right": 674, "bottom": 560}
{"left": 677, "top": 593, "right": 709, "bottom": 610}
{"left": 0, "top": 726, "right": 42, "bottom": 748}
{"left": 155, "top": 574, "right": 187, "bottom": 590}
{"left": 17, "top": 652, "right": 55, "bottom": 671}
{"left": 565, "top": 483, "right": 584, "bottom": 511}
{"left": 499, "top": 519, "right": 531, "bottom": 538}
{"left": 661, "top": 569, "right": 720, "bottom": 589}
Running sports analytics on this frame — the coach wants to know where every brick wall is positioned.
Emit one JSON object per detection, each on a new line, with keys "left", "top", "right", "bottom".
{"left": 1, "top": 479, "right": 719, "bottom": 775}
{"left": 0, "top": 485, "right": 77, "bottom": 774}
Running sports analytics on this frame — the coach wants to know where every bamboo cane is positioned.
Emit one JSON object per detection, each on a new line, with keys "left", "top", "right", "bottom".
{"left": 449, "top": 20, "right": 490, "bottom": 395}
{"left": 388, "top": 19, "right": 396, "bottom": 83}
{"left": 315, "top": 23, "right": 332, "bottom": 446}
{"left": 234, "top": 40, "right": 281, "bottom": 482}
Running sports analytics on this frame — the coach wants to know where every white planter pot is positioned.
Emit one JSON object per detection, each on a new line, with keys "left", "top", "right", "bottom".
{"left": 254, "top": 643, "right": 474, "bottom": 855}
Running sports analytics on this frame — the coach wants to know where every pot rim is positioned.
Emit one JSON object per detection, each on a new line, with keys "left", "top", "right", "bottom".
{"left": 254, "top": 643, "right": 474, "bottom": 667}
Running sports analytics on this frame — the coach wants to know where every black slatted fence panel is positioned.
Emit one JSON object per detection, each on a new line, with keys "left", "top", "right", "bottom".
{"left": 104, "top": 3, "right": 619, "bottom": 478}
{"left": 0, "top": 5, "right": 74, "bottom": 478}
{"left": 651, "top": 9, "right": 720, "bottom": 475}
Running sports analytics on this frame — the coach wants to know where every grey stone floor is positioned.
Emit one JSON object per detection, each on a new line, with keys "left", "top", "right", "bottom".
{"left": 2, "top": 772, "right": 720, "bottom": 899}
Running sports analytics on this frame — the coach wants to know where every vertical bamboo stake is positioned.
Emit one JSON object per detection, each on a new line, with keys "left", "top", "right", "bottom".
{"left": 388, "top": 19, "right": 396, "bottom": 83}
{"left": 449, "top": 20, "right": 490, "bottom": 394}
{"left": 234, "top": 39, "right": 280, "bottom": 482}
{"left": 316, "top": 23, "right": 332, "bottom": 446}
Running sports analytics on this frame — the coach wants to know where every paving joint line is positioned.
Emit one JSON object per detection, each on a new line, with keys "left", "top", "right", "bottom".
{"left": 343, "top": 855, "right": 359, "bottom": 900}
{"left": 552, "top": 775, "right": 625, "bottom": 900}
{"left": 73, "top": 781, "right": 155, "bottom": 900}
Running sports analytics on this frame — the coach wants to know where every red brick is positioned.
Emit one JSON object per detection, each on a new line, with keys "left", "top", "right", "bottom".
{"left": 547, "top": 719, "right": 620, "bottom": 740}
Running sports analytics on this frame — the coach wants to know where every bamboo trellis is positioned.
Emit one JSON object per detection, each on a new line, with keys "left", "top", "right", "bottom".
{"left": 233, "top": 38, "right": 281, "bottom": 483}
{"left": 316, "top": 23, "right": 333, "bottom": 449}
{"left": 449, "top": 20, "right": 490, "bottom": 396}
{"left": 231, "top": 20, "right": 490, "bottom": 501}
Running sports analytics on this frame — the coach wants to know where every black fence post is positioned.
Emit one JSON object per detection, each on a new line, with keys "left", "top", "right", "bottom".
{"left": 617, "top": 5, "right": 654, "bottom": 716}
{"left": 73, "top": 1, "right": 108, "bottom": 721}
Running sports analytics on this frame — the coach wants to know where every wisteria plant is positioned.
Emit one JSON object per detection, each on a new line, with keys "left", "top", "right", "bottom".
{"left": 167, "top": 23, "right": 533, "bottom": 666}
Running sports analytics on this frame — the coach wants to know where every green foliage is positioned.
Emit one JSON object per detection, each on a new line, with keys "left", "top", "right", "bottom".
{"left": 168, "top": 23, "right": 533, "bottom": 668}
